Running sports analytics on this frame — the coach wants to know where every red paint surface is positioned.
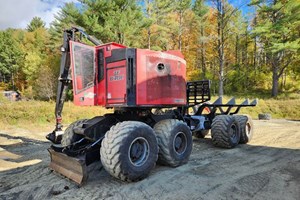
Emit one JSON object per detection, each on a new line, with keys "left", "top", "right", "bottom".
{"left": 136, "top": 49, "right": 186, "bottom": 106}
{"left": 70, "top": 41, "right": 187, "bottom": 108}
{"left": 106, "top": 61, "right": 127, "bottom": 105}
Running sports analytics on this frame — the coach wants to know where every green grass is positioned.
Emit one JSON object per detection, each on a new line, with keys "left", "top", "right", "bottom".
{"left": 0, "top": 95, "right": 299, "bottom": 132}
{"left": 210, "top": 96, "right": 300, "bottom": 120}
{"left": 0, "top": 96, "right": 110, "bottom": 131}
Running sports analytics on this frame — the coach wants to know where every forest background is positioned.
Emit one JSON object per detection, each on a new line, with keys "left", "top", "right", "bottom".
{"left": 0, "top": 0, "right": 299, "bottom": 100}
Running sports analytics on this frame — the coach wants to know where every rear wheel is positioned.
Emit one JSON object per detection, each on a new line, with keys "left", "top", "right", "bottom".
{"left": 235, "top": 115, "right": 253, "bottom": 144}
{"left": 61, "top": 119, "right": 88, "bottom": 146}
{"left": 100, "top": 121, "right": 158, "bottom": 182}
{"left": 211, "top": 115, "right": 240, "bottom": 148}
{"left": 154, "top": 119, "right": 192, "bottom": 167}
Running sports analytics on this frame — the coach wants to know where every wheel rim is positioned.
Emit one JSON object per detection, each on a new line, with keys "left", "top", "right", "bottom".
{"left": 229, "top": 124, "right": 238, "bottom": 143}
{"left": 128, "top": 137, "right": 150, "bottom": 167}
{"left": 173, "top": 132, "right": 187, "bottom": 155}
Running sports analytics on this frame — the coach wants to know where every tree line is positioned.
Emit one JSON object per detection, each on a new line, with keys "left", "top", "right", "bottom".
{"left": 0, "top": 0, "right": 299, "bottom": 100}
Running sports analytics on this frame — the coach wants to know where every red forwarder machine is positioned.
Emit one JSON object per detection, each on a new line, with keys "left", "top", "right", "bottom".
{"left": 47, "top": 27, "right": 257, "bottom": 185}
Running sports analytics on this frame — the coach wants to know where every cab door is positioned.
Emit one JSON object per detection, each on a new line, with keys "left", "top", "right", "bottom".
{"left": 70, "top": 41, "right": 97, "bottom": 106}
{"left": 106, "top": 60, "right": 127, "bottom": 105}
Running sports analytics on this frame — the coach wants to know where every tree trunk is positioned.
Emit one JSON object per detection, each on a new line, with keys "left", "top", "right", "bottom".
{"left": 200, "top": 26, "right": 206, "bottom": 79}
{"left": 147, "top": 0, "right": 151, "bottom": 49}
{"left": 179, "top": 10, "right": 183, "bottom": 51}
{"left": 217, "top": 0, "right": 225, "bottom": 96}
{"left": 218, "top": 69, "right": 224, "bottom": 96}
{"left": 235, "top": 34, "right": 239, "bottom": 65}
{"left": 253, "top": 16, "right": 257, "bottom": 73}
{"left": 253, "top": 35, "right": 257, "bottom": 73}
{"left": 11, "top": 72, "right": 15, "bottom": 90}
{"left": 271, "top": 59, "right": 279, "bottom": 97}
{"left": 148, "top": 29, "right": 151, "bottom": 49}
{"left": 272, "top": 72, "right": 279, "bottom": 97}
{"left": 245, "top": 29, "right": 248, "bottom": 66}
{"left": 218, "top": 37, "right": 225, "bottom": 96}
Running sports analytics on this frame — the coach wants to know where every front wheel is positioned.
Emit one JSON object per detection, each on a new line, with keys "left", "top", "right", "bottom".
{"left": 154, "top": 119, "right": 192, "bottom": 167}
{"left": 61, "top": 119, "right": 88, "bottom": 146}
{"left": 100, "top": 121, "right": 158, "bottom": 182}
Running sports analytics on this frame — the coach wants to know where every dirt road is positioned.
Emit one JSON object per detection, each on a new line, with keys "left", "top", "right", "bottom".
{"left": 0, "top": 119, "right": 299, "bottom": 200}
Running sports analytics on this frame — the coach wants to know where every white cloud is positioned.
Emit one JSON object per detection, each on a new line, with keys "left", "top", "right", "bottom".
{"left": 0, "top": 0, "right": 77, "bottom": 30}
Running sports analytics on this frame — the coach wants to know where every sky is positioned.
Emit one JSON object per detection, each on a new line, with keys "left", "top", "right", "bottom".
{"left": 0, "top": 0, "right": 255, "bottom": 30}
{"left": 0, "top": 0, "right": 76, "bottom": 30}
{"left": 229, "top": 0, "right": 255, "bottom": 18}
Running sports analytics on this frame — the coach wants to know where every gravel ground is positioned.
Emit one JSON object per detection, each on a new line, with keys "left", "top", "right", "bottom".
{"left": 0, "top": 119, "right": 299, "bottom": 200}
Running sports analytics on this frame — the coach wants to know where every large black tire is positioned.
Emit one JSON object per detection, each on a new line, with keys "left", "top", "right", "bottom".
{"left": 211, "top": 115, "right": 240, "bottom": 148}
{"left": 100, "top": 121, "right": 158, "bottom": 182}
{"left": 193, "top": 130, "right": 209, "bottom": 138}
{"left": 61, "top": 119, "right": 88, "bottom": 146}
{"left": 235, "top": 115, "right": 254, "bottom": 144}
{"left": 154, "top": 119, "right": 192, "bottom": 167}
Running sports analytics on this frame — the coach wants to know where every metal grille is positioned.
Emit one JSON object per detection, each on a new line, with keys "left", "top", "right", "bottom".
{"left": 186, "top": 80, "right": 211, "bottom": 107}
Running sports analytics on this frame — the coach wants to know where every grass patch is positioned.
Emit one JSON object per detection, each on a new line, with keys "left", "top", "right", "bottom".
{"left": 0, "top": 97, "right": 110, "bottom": 131}
{"left": 0, "top": 95, "right": 299, "bottom": 132}
{"left": 210, "top": 96, "right": 300, "bottom": 120}
{"left": 226, "top": 90, "right": 300, "bottom": 100}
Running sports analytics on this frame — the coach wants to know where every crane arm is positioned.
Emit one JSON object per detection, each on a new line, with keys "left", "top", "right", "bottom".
{"left": 46, "top": 27, "right": 102, "bottom": 144}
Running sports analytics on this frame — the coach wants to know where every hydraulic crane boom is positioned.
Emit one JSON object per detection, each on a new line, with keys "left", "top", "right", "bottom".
{"left": 46, "top": 27, "right": 102, "bottom": 144}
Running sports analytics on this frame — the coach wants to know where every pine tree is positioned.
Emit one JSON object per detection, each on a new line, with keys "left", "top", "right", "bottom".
{"left": 26, "top": 17, "right": 46, "bottom": 32}
{"left": 149, "top": 0, "right": 175, "bottom": 50}
{"left": 251, "top": 0, "right": 300, "bottom": 97}
{"left": 80, "top": 0, "right": 146, "bottom": 46}
{"left": 49, "top": 2, "right": 83, "bottom": 50}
